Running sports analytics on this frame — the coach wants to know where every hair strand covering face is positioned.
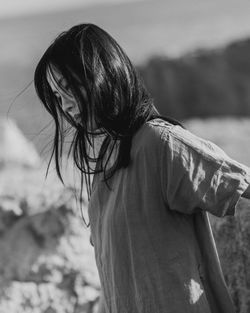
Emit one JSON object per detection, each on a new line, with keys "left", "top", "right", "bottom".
{"left": 34, "top": 23, "right": 185, "bottom": 227}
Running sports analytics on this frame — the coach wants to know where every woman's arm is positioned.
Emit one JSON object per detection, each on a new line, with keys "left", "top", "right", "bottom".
{"left": 241, "top": 184, "right": 250, "bottom": 199}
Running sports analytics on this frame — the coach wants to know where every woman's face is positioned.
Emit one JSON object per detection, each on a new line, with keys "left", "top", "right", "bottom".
{"left": 46, "top": 64, "right": 98, "bottom": 131}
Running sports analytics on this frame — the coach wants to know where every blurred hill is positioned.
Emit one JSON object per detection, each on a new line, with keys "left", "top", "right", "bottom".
{"left": 139, "top": 39, "right": 250, "bottom": 119}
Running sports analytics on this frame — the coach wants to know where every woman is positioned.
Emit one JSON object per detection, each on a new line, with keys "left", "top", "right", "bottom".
{"left": 34, "top": 23, "right": 250, "bottom": 313}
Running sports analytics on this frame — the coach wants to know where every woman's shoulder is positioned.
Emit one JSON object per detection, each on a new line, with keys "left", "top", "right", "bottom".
{"left": 145, "top": 117, "right": 178, "bottom": 141}
{"left": 131, "top": 118, "right": 175, "bottom": 155}
{"left": 146, "top": 118, "right": 175, "bottom": 138}
{"left": 146, "top": 117, "right": 175, "bottom": 129}
{"left": 146, "top": 118, "right": 229, "bottom": 165}
{"left": 132, "top": 117, "right": 216, "bottom": 159}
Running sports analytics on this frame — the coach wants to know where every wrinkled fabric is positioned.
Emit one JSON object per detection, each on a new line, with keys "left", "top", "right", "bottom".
{"left": 88, "top": 118, "right": 250, "bottom": 313}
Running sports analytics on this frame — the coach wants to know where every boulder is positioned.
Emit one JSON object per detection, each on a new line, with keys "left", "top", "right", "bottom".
{"left": 0, "top": 118, "right": 40, "bottom": 168}
{"left": 0, "top": 166, "right": 101, "bottom": 313}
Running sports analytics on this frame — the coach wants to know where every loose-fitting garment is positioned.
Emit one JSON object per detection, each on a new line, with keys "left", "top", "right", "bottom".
{"left": 88, "top": 118, "right": 250, "bottom": 313}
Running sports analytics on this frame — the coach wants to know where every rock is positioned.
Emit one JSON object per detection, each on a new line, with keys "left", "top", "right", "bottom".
{"left": 0, "top": 165, "right": 101, "bottom": 313}
{"left": 0, "top": 118, "right": 40, "bottom": 168}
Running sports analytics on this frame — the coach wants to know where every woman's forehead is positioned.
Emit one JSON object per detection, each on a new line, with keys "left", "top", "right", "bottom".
{"left": 46, "top": 65, "right": 64, "bottom": 90}
{"left": 46, "top": 64, "right": 87, "bottom": 97}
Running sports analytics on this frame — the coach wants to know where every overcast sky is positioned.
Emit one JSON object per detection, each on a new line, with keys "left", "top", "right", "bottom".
{"left": 0, "top": 0, "right": 143, "bottom": 18}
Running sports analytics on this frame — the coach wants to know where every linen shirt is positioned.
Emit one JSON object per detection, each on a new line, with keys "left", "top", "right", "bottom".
{"left": 88, "top": 118, "right": 250, "bottom": 313}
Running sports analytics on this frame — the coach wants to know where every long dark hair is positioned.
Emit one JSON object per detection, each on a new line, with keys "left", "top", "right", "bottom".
{"left": 34, "top": 23, "right": 185, "bottom": 227}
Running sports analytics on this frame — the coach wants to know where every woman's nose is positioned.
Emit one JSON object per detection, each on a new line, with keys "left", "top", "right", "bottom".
{"left": 61, "top": 98, "right": 74, "bottom": 114}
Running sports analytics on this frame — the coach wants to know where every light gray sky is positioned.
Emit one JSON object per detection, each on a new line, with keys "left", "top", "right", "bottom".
{"left": 0, "top": 0, "right": 144, "bottom": 18}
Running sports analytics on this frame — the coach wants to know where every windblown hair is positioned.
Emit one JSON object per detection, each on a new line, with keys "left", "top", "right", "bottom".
{"left": 34, "top": 23, "right": 185, "bottom": 226}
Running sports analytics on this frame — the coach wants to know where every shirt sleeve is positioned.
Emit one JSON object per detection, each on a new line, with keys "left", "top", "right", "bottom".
{"left": 160, "top": 124, "right": 250, "bottom": 217}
